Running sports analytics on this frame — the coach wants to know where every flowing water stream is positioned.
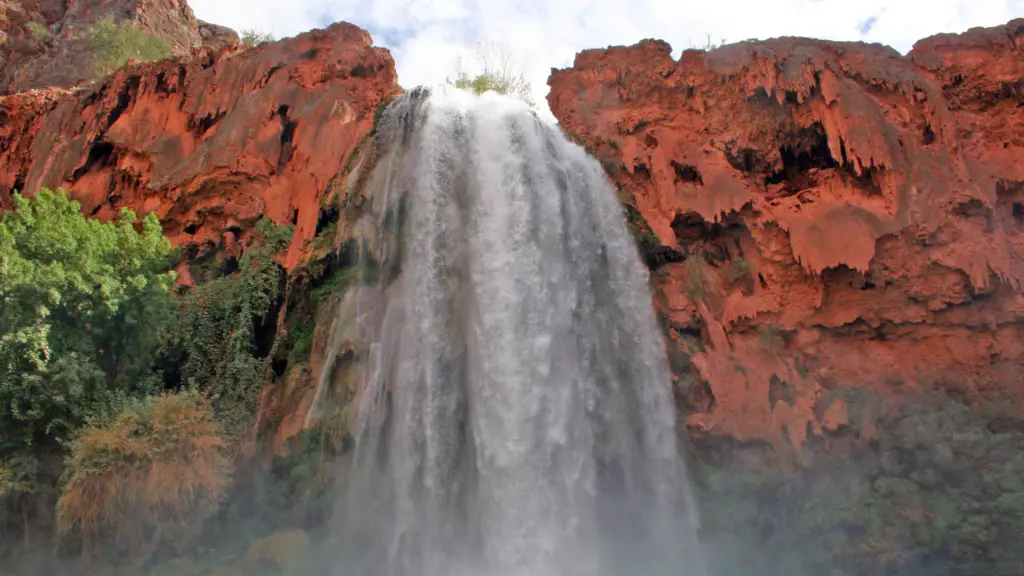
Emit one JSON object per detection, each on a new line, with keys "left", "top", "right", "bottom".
{"left": 321, "top": 88, "right": 706, "bottom": 576}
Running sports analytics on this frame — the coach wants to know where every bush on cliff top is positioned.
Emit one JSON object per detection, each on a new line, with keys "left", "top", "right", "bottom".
{"left": 445, "top": 40, "right": 533, "bottom": 105}
{"left": 240, "top": 28, "right": 275, "bottom": 47}
{"left": 87, "top": 16, "right": 172, "bottom": 77}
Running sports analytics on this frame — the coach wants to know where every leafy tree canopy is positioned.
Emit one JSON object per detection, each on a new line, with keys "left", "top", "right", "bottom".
{"left": 0, "top": 189, "right": 177, "bottom": 463}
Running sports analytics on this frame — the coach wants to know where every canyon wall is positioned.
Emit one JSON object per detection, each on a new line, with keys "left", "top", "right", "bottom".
{"left": 0, "top": 16, "right": 399, "bottom": 271}
{"left": 550, "top": 22, "right": 1024, "bottom": 572}
{"left": 0, "top": 11, "right": 399, "bottom": 571}
{"left": 0, "top": 0, "right": 238, "bottom": 95}
{"left": 549, "top": 19, "right": 1024, "bottom": 455}
{"left": 3, "top": 4, "right": 1024, "bottom": 570}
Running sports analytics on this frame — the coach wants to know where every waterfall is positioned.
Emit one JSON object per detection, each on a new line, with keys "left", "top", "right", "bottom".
{"left": 325, "top": 88, "right": 706, "bottom": 576}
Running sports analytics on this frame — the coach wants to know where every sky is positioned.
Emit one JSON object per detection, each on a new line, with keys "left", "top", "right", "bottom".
{"left": 189, "top": 0, "right": 1022, "bottom": 119}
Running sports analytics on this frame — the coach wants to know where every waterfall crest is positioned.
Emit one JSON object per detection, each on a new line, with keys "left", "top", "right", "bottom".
{"left": 326, "top": 88, "right": 706, "bottom": 576}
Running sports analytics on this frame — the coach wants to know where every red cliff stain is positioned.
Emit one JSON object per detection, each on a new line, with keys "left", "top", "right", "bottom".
{"left": 549, "top": 19, "right": 1024, "bottom": 452}
{"left": 0, "top": 22, "right": 400, "bottom": 270}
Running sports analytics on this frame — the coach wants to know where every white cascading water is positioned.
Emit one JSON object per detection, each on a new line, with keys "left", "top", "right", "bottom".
{"left": 327, "top": 88, "right": 707, "bottom": 576}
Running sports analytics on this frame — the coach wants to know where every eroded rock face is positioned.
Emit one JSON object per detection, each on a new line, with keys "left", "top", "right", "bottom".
{"left": 0, "top": 0, "right": 235, "bottom": 95}
{"left": 0, "top": 22, "right": 400, "bottom": 270}
{"left": 549, "top": 19, "right": 1024, "bottom": 453}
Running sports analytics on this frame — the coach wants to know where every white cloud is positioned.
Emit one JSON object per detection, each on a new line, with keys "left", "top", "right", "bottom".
{"left": 189, "top": 0, "right": 1023, "bottom": 120}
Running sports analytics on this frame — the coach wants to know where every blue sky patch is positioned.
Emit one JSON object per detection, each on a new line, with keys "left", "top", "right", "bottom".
{"left": 859, "top": 15, "right": 879, "bottom": 36}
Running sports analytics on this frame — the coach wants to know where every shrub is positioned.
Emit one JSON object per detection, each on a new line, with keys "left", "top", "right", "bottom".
{"left": 87, "top": 16, "right": 172, "bottom": 77}
{"left": 445, "top": 40, "right": 533, "bottom": 105}
{"left": 448, "top": 71, "right": 532, "bottom": 105}
{"left": 25, "top": 21, "right": 49, "bottom": 38}
{"left": 0, "top": 454, "right": 38, "bottom": 505}
{"left": 683, "top": 252, "right": 707, "bottom": 302}
{"left": 0, "top": 188, "right": 177, "bottom": 561}
{"left": 0, "top": 466, "right": 12, "bottom": 502}
{"left": 756, "top": 324, "right": 784, "bottom": 351}
{"left": 620, "top": 202, "right": 663, "bottom": 267}
{"left": 310, "top": 266, "right": 357, "bottom": 302}
{"left": 724, "top": 257, "right": 751, "bottom": 283}
{"left": 240, "top": 28, "right": 275, "bottom": 47}
{"left": 691, "top": 33, "right": 727, "bottom": 52}
{"left": 57, "top": 390, "right": 230, "bottom": 560}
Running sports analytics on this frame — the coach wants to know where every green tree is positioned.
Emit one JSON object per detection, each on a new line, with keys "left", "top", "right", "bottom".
{"left": 0, "top": 189, "right": 176, "bottom": 471}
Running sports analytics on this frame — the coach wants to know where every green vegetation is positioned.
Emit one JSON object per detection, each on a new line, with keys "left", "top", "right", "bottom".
{"left": 0, "top": 188, "right": 177, "bottom": 561}
{"left": 57, "top": 390, "right": 229, "bottom": 560}
{"left": 756, "top": 324, "right": 784, "bottom": 351}
{"left": 87, "top": 16, "right": 172, "bottom": 77}
{"left": 615, "top": 188, "right": 665, "bottom": 267}
{"left": 724, "top": 257, "right": 751, "bottom": 283}
{"left": 25, "top": 21, "right": 49, "bottom": 39}
{"left": 449, "top": 73, "right": 509, "bottom": 96}
{"left": 696, "top": 390, "right": 1024, "bottom": 575}
{"left": 179, "top": 219, "right": 292, "bottom": 442}
{"left": 240, "top": 28, "right": 275, "bottom": 47}
{"left": 0, "top": 189, "right": 176, "bottom": 469}
{"left": 310, "top": 266, "right": 358, "bottom": 302}
{"left": 683, "top": 252, "right": 707, "bottom": 302}
{"left": 0, "top": 189, "right": 298, "bottom": 569}
{"left": 445, "top": 40, "right": 534, "bottom": 105}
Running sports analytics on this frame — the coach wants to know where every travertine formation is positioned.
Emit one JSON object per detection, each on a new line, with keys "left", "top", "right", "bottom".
{"left": 2, "top": 0, "right": 1021, "bottom": 459}
{"left": 0, "top": 20, "right": 400, "bottom": 272}
{"left": 549, "top": 20, "right": 1024, "bottom": 452}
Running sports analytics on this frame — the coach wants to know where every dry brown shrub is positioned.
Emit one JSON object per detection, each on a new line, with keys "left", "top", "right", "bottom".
{"left": 243, "top": 529, "right": 311, "bottom": 574}
{"left": 56, "top": 390, "right": 231, "bottom": 560}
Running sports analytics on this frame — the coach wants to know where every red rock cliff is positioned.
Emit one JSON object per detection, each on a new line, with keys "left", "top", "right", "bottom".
{"left": 0, "top": 0, "right": 240, "bottom": 95}
{"left": 0, "top": 21, "right": 400, "bottom": 271}
{"left": 549, "top": 20, "right": 1024, "bottom": 453}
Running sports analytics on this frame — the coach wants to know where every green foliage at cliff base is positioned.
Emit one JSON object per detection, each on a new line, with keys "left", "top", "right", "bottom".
{"left": 695, "top": 390, "right": 1024, "bottom": 576}
{"left": 0, "top": 189, "right": 296, "bottom": 569}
